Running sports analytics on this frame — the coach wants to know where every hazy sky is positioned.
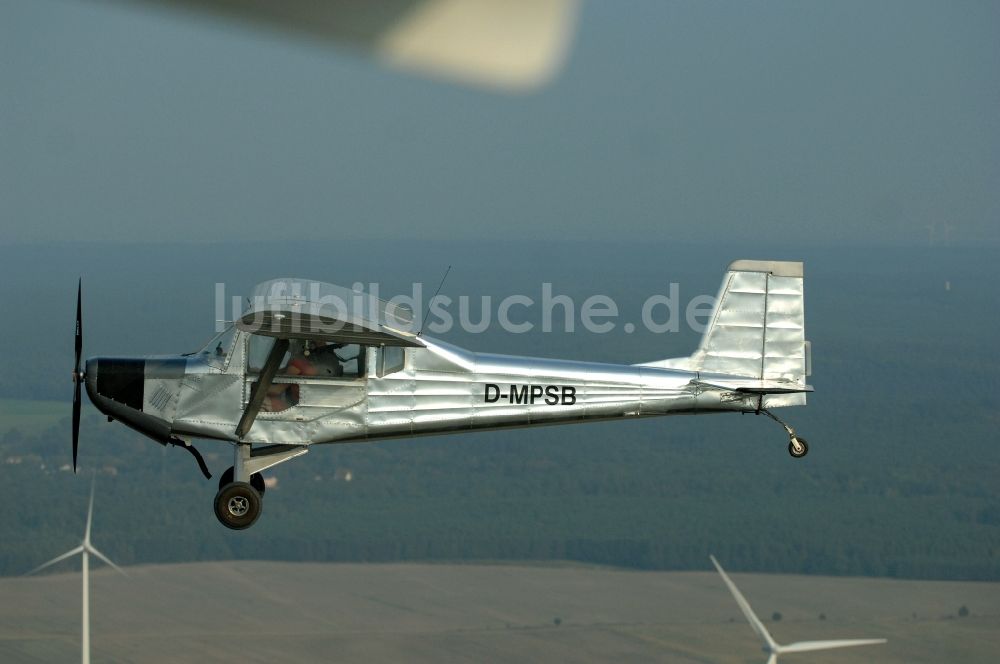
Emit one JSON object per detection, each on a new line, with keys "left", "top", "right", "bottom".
{"left": 2, "top": 0, "right": 997, "bottom": 247}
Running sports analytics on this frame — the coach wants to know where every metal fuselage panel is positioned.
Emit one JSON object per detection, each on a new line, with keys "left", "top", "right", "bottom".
{"left": 357, "top": 338, "right": 713, "bottom": 444}
{"left": 85, "top": 334, "right": 740, "bottom": 450}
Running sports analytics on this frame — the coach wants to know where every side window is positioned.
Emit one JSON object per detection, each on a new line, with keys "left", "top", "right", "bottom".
{"left": 247, "top": 335, "right": 283, "bottom": 373}
{"left": 247, "top": 336, "right": 367, "bottom": 380}
{"left": 378, "top": 346, "right": 406, "bottom": 377}
{"left": 308, "top": 342, "right": 366, "bottom": 379}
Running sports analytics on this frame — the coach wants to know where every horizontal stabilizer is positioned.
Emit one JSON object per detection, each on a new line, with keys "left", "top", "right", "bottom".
{"left": 694, "top": 378, "right": 813, "bottom": 394}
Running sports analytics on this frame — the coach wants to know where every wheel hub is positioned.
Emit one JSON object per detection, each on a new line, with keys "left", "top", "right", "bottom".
{"left": 227, "top": 495, "right": 250, "bottom": 517}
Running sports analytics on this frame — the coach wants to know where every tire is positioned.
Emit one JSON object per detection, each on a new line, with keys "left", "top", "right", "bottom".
{"left": 218, "top": 466, "right": 234, "bottom": 490}
{"left": 214, "top": 482, "right": 263, "bottom": 530}
{"left": 250, "top": 472, "right": 266, "bottom": 495}
{"left": 218, "top": 467, "right": 266, "bottom": 496}
{"left": 788, "top": 437, "right": 809, "bottom": 458}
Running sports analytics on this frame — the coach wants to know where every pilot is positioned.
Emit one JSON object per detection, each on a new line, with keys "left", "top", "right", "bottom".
{"left": 304, "top": 340, "right": 346, "bottom": 378}
{"left": 286, "top": 341, "right": 320, "bottom": 378}
{"left": 263, "top": 340, "right": 315, "bottom": 411}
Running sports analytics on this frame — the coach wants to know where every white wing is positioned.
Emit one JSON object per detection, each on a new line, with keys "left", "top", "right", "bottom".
{"left": 119, "top": 0, "right": 580, "bottom": 91}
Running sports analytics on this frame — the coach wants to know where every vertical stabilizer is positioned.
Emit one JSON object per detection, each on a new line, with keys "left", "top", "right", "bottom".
{"left": 695, "top": 260, "right": 806, "bottom": 382}
{"left": 640, "top": 260, "right": 810, "bottom": 403}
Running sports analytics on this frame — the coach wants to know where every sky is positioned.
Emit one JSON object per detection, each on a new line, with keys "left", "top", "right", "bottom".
{"left": 1, "top": 0, "right": 998, "bottom": 247}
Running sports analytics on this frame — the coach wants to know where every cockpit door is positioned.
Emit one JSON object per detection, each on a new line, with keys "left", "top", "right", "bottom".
{"left": 243, "top": 335, "right": 367, "bottom": 420}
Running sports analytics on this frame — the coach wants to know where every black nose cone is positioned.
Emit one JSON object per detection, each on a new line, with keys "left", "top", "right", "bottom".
{"left": 95, "top": 358, "right": 145, "bottom": 410}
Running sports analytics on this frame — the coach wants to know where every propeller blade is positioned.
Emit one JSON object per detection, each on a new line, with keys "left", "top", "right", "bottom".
{"left": 75, "top": 278, "right": 83, "bottom": 374}
{"left": 72, "top": 279, "right": 83, "bottom": 473}
{"left": 72, "top": 380, "right": 81, "bottom": 473}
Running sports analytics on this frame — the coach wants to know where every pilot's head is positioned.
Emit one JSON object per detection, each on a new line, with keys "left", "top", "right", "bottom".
{"left": 302, "top": 339, "right": 329, "bottom": 356}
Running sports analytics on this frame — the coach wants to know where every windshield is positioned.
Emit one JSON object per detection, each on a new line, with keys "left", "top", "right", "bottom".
{"left": 192, "top": 326, "right": 238, "bottom": 370}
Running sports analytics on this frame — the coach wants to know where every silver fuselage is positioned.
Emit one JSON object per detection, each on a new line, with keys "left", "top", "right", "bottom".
{"left": 85, "top": 332, "right": 744, "bottom": 450}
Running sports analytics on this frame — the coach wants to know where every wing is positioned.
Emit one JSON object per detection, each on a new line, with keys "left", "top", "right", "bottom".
{"left": 238, "top": 278, "right": 424, "bottom": 348}
{"left": 119, "top": 0, "right": 580, "bottom": 91}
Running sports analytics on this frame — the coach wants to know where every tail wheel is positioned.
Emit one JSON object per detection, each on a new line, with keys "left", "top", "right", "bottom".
{"left": 214, "top": 482, "right": 263, "bottom": 530}
{"left": 788, "top": 437, "right": 809, "bottom": 458}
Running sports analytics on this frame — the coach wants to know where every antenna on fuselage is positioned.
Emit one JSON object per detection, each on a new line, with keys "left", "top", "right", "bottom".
{"left": 418, "top": 265, "right": 451, "bottom": 336}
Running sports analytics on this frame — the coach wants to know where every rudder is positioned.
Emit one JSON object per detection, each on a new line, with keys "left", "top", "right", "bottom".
{"left": 693, "top": 259, "right": 807, "bottom": 382}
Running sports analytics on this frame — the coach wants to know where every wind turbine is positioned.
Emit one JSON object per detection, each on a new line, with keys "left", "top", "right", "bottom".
{"left": 710, "top": 555, "right": 886, "bottom": 664}
{"left": 26, "top": 480, "right": 126, "bottom": 664}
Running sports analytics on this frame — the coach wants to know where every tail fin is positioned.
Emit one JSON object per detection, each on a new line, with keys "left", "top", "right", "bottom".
{"left": 696, "top": 260, "right": 807, "bottom": 382}
{"left": 639, "top": 260, "right": 810, "bottom": 405}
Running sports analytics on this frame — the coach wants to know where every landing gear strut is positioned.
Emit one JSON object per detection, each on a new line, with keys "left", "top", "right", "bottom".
{"left": 218, "top": 466, "right": 266, "bottom": 495}
{"left": 759, "top": 407, "right": 809, "bottom": 458}
{"left": 213, "top": 442, "right": 309, "bottom": 530}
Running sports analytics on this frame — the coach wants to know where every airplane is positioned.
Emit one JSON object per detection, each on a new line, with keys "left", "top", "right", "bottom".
{"left": 72, "top": 259, "right": 813, "bottom": 529}
{"left": 101, "top": 0, "right": 581, "bottom": 93}
{"left": 710, "top": 555, "right": 887, "bottom": 663}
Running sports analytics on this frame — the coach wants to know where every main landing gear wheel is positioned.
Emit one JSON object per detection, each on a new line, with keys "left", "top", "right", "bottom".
{"left": 218, "top": 466, "right": 266, "bottom": 495}
{"left": 214, "top": 482, "right": 263, "bottom": 530}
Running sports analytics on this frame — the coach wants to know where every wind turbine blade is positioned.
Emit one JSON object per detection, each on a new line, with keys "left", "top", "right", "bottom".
{"left": 84, "top": 477, "right": 95, "bottom": 543}
{"left": 86, "top": 545, "right": 128, "bottom": 578}
{"left": 766, "top": 654, "right": 777, "bottom": 664}
{"left": 778, "top": 638, "right": 887, "bottom": 654}
{"left": 710, "top": 555, "right": 778, "bottom": 651}
{"left": 24, "top": 545, "right": 84, "bottom": 576}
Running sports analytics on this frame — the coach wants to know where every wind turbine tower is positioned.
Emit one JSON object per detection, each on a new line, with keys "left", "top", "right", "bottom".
{"left": 26, "top": 481, "right": 126, "bottom": 664}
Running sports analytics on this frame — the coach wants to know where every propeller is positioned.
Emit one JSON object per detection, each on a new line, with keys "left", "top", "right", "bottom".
{"left": 73, "top": 278, "right": 83, "bottom": 473}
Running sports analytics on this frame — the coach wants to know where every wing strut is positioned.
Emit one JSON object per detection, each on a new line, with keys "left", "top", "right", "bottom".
{"left": 235, "top": 338, "right": 289, "bottom": 439}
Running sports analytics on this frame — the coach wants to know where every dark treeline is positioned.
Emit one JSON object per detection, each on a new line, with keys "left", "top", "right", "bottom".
{"left": 2, "top": 407, "right": 997, "bottom": 580}
{"left": 0, "top": 241, "right": 998, "bottom": 579}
